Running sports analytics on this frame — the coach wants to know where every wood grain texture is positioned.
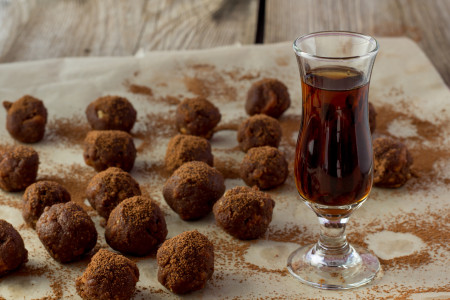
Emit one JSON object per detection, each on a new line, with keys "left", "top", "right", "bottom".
{"left": 264, "top": 0, "right": 450, "bottom": 85}
{"left": 0, "top": 0, "right": 258, "bottom": 61}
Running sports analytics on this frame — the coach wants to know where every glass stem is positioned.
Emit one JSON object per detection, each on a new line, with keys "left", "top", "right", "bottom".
{"left": 316, "top": 216, "right": 351, "bottom": 256}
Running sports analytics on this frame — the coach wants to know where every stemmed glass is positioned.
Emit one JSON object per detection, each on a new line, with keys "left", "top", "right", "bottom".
{"left": 287, "top": 31, "right": 380, "bottom": 289}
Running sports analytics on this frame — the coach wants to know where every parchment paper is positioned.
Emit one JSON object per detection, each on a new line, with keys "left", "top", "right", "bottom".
{"left": 0, "top": 37, "right": 449, "bottom": 299}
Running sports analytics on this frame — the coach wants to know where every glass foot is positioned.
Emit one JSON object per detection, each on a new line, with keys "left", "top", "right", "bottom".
{"left": 287, "top": 243, "right": 380, "bottom": 290}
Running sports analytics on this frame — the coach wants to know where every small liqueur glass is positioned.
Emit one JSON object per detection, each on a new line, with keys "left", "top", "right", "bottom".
{"left": 287, "top": 31, "right": 380, "bottom": 289}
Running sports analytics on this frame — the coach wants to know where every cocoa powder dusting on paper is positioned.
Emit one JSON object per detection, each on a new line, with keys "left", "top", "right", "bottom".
{"left": 46, "top": 115, "right": 90, "bottom": 146}
{"left": 128, "top": 83, "right": 153, "bottom": 97}
{"left": 39, "top": 164, "right": 96, "bottom": 211}
{"left": 183, "top": 64, "right": 238, "bottom": 101}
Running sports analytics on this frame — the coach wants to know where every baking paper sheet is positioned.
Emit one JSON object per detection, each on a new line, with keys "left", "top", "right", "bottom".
{"left": 0, "top": 37, "right": 449, "bottom": 299}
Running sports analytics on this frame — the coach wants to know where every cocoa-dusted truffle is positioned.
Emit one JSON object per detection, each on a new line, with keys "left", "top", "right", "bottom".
{"left": 240, "top": 146, "right": 288, "bottom": 190}
{"left": 36, "top": 202, "right": 97, "bottom": 263}
{"left": 163, "top": 161, "right": 225, "bottom": 220}
{"left": 0, "top": 220, "right": 28, "bottom": 277}
{"left": 76, "top": 249, "right": 139, "bottom": 300}
{"left": 86, "top": 95, "right": 137, "bottom": 132}
{"left": 0, "top": 145, "right": 39, "bottom": 192}
{"left": 3, "top": 95, "right": 47, "bottom": 143}
{"left": 22, "top": 181, "right": 71, "bottom": 229}
{"left": 369, "top": 102, "right": 377, "bottom": 133}
{"left": 213, "top": 186, "right": 275, "bottom": 240}
{"left": 237, "top": 114, "right": 282, "bottom": 152}
{"left": 83, "top": 130, "right": 136, "bottom": 172}
{"left": 165, "top": 134, "right": 213, "bottom": 174}
{"left": 176, "top": 97, "right": 221, "bottom": 139}
{"left": 373, "top": 137, "right": 413, "bottom": 188}
{"left": 105, "top": 196, "right": 167, "bottom": 256}
{"left": 246, "top": 78, "right": 291, "bottom": 118}
{"left": 157, "top": 230, "right": 214, "bottom": 294}
{"left": 86, "top": 167, "right": 141, "bottom": 219}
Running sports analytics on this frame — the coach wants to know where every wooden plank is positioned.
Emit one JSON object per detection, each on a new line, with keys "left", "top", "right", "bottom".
{"left": 137, "top": 0, "right": 258, "bottom": 50}
{"left": 264, "top": 0, "right": 450, "bottom": 86}
{"left": 0, "top": 0, "right": 258, "bottom": 62}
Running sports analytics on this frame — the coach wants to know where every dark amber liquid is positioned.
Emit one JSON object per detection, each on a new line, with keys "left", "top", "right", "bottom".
{"left": 295, "top": 66, "right": 373, "bottom": 206}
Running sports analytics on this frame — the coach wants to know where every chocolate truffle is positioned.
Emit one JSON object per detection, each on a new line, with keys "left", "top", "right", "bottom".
{"left": 22, "top": 181, "right": 71, "bottom": 229}
{"left": 157, "top": 230, "right": 214, "bottom": 294}
{"left": 76, "top": 249, "right": 139, "bottom": 300}
{"left": 213, "top": 186, "right": 275, "bottom": 240}
{"left": 0, "top": 145, "right": 39, "bottom": 192}
{"left": 176, "top": 97, "right": 221, "bottom": 139}
{"left": 3, "top": 95, "right": 47, "bottom": 143}
{"left": 163, "top": 161, "right": 225, "bottom": 220}
{"left": 83, "top": 130, "right": 136, "bottom": 172}
{"left": 246, "top": 78, "right": 291, "bottom": 118}
{"left": 237, "top": 114, "right": 282, "bottom": 152}
{"left": 86, "top": 167, "right": 141, "bottom": 219}
{"left": 165, "top": 134, "right": 213, "bottom": 174}
{"left": 240, "top": 146, "right": 288, "bottom": 190}
{"left": 369, "top": 102, "right": 377, "bottom": 133}
{"left": 373, "top": 137, "right": 413, "bottom": 188}
{"left": 105, "top": 196, "right": 167, "bottom": 256}
{"left": 86, "top": 95, "right": 137, "bottom": 132}
{"left": 0, "top": 220, "right": 28, "bottom": 277}
{"left": 36, "top": 202, "right": 97, "bottom": 263}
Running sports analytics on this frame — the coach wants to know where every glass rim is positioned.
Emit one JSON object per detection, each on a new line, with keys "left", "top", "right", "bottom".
{"left": 293, "top": 31, "right": 379, "bottom": 61}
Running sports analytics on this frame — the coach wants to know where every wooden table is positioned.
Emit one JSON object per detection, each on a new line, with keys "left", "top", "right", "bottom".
{"left": 0, "top": 0, "right": 449, "bottom": 84}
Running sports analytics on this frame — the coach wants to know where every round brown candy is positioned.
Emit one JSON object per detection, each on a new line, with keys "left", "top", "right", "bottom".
{"left": 213, "top": 186, "right": 275, "bottom": 240}
{"left": 0, "top": 219, "right": 28, "bottom": 277}
{"left": 76, "top": 249, "right": 139, "bottom": 300}
{"left": 86, "top": 95, "right": 137, "bottom": 132}
{"left": 246, "top": 78, "right": 291, "bottom": 118}
{"left": 0, "top": 145, "right": 39, "bottom": 192}
{"left": 105, "top": 196, "right": 168, "bottom": 256}
{"left": 3, "top": 95, "right": 47, "bottom": 143}
{"left": 373, "top": 137, "right": 413, "bottom": 188}
{"left": 164, "top": 134, "right": 213, "bottom": 174}
{"left": 163, "top": 161, "right": 225, "bottom": 220}
{"left": 36, "top": 202, "right": 97, "bottom": 263}
{"left": 369, "top": 102, "right": 377, "bottom": 133}
{"left": 240, "top": 146, "right": 288, "bottom": 190}
{"left": 83, "top": 130, "right": 136, "bottom": 172}
{"left": 86, "top": 167, "right": 141, "bottom": 219}
{"left": 22, "top": 181, "right": 71, "bottom": 229}
{"left": 237, "top": 114, "right": 282, "bottom": 152}
{"left": 157, "top": 230, "right": 214, "bottom": 294}
{"left": 176, "top": 97, "right": 221, "bottom": 139}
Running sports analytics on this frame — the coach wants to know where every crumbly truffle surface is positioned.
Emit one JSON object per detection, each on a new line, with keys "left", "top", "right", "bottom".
{"left": 176, "top": 97, "right": 221, "bottom": 139}
{"left": 213, "top": 186, "right": 275, "bottom": 240}
{"left": 76, "top": 249, "right": 139, "bottom": 300}
{"left": 237, "top": 114, "right": 282, "bottom": 152}
{"left": 164, "top": 134, "right": 213, "bottom": 174}
{"left": 22, "top": 181, "right": 71, "bottom": 229}
{"left": 373, "top": 137, "right": 413, "bottom": 188}
{"left": 83, "top": 130, "right": 136, "bottom": 172}
{"left": 36, "top": 202, "right": 97, "bottom": 263}
{"left": 369, "top": 102, "right": 377, "bottom": 133}
{"left": 86, "top": 167, "right": 141, "bottom": 219}
{"left": 105, "top": 196, "right": 168, "bottom": 256}
{"left": 86, "top": 95, "right": 137, "bottom": 132}
{"left": 163, "top": 161, "right": 225, "bottom": 220}
{"left": 3, "top": 95, "right": 48, "bottom": 143}
{"left": 0, "top": 145, "right": 39, "bottom": 192}
{"left": 240, "top": 146, "right": 288, "bottom": 190}
{"left": 246, "top": 78, "right": 291, "bottom": 118}
{"left": 0, "top": 219, "right": 28, "bottom": 277}
{"left": 157, "top": 230, "right": 214, "bottom": 294}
